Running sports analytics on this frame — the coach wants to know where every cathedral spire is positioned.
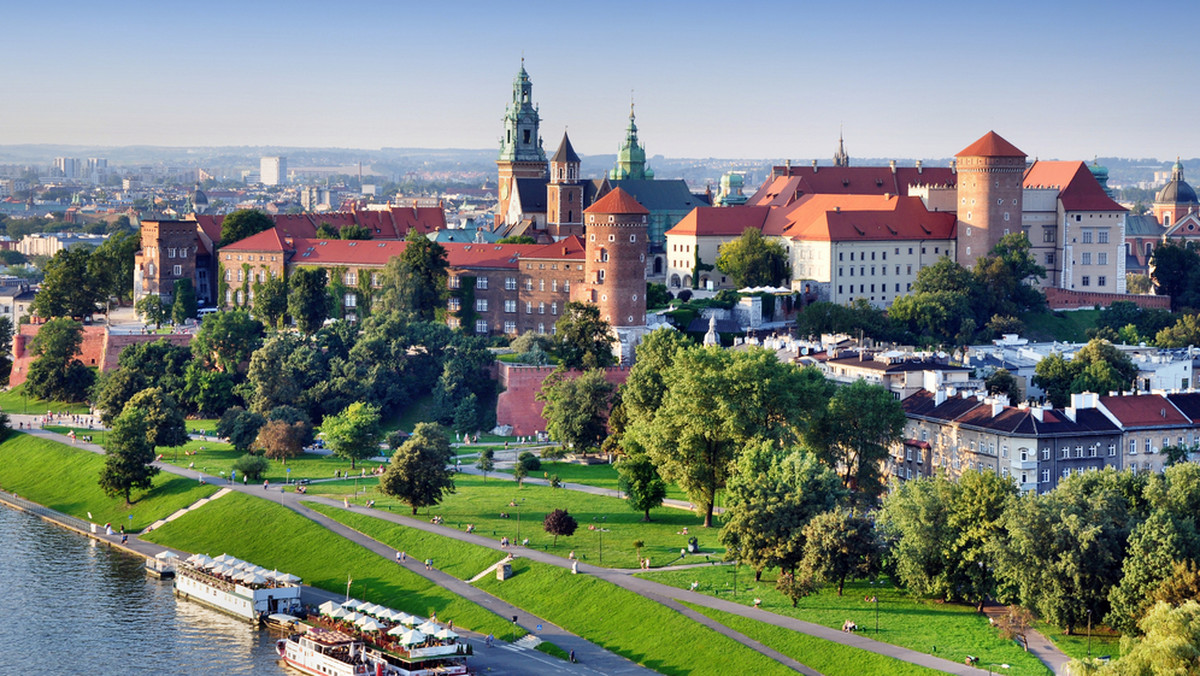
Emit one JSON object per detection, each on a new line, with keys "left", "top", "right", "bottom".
{"left": 833, "top": 127, "right": 849, "bottom": 167}
{"left": 611, "top": 95, "right": 651, "bottom": 180}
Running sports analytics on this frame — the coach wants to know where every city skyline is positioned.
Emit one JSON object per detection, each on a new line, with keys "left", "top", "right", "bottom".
{"left": 4, "top": 0, "right": 1196, "bottom": 162}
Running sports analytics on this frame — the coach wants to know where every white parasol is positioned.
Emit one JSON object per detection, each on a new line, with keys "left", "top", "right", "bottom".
{"left": 416, "top": 620, "right": 441, "bottom": 634}
{"left": 387, "top": 624, "right": 409, "bottom": 637}
{"left": 434, "top": 627, "right": 458, "bottom": 640}
{"left": 341, "top": 599, "right": 363, "bottom": 610}
{"left": 156, "top": 550, "right": 179, "bottom": 560}
{"left": 328, "top": 607, "right": 349, "bottom": 620}
{"left": 397, "top": 629, "right": 426, "bottom": 645}
{"left": 395, "top": 612, "right": 418, "bottom": 626}
{"left": 359, "top": 618, "right": 385, "bottom": 632}
{"left": 318, "top": 601, "right": 342, "bottom": 615}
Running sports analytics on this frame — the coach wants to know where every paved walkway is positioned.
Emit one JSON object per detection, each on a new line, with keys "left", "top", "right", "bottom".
{"left": 982, "top": 602, "right": 1070, "bottom": 674}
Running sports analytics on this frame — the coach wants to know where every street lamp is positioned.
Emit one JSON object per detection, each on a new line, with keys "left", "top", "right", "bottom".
{"left": 593, "top": 516, "right": 606, "bottom": 564}
{"left": 1087, "top": 608, "right": 1093, "bottom": 657}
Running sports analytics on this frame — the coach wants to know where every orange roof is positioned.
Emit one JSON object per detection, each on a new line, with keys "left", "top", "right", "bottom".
{"left": 779, "top": 194, "right": 957, "bottom": 242}
{"left": 1023, "top": 161, "right": 1127, "bottom": 212}
{"left": 585, "top": 187, "right": 649, "bottom": 215}
{"left": 665, "top": 206, "right": 771, "bottom": 237}
{"left": 1098, "top": 394, "right": 1189, "bottom": 427}
{"left": 956, "top": 131, "right": 1025, "bottom": 158}
{"left": 748, "top": 166, "right": 956, "bottom": 208}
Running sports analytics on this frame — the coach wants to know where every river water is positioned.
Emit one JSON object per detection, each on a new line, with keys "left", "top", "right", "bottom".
{"left": 0, "top": 504, "right": 289, "bottom": 674}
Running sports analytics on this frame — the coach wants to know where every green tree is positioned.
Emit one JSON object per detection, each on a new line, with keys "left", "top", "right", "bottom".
{"left": 266, "top": 405, "right": 315, "bottom": 447}
{"left": 621, "top": 328, "right": 692, "bottom": 426}
{"left": 339, "top": 223, "right": 372, "bottom": 240}
{"left": 719, "top": 444, "right": 846, "bottom": 578}
{"left": 0, "top": 316, "right": 12, "bottom": 386}
{"left": 1090, "top": 601, "right": 1200, "bottom": 675}
{"left": 715, "top": 227, "right": 789, "bottom": 288}
{"left": 985, "top": 368, "right": 1021, "bottom": 402}
{"left": 807, "top": 380, "right": 905, "bottom": 500}
{"left": 1107, "top": 510, "right": 1199, "bottom": 633}
{"left": 232, "top": 453, "right": 270, "bottom": 481}
{"left": 1149, "top": 560, "right": 1200, "bottom": 608}
{"left": 0, "top": 249, "right": 27, "bottom": 266}
{"left": 1156, "top": 314, "right": 1200, "bottom": 348}
{"left": 89, "top": 229, "right": 140, "bottom": 304}
{"left": 1125, "top": 273, "right": 1152, "bottom": 295}
{"left": 98, "top": 405, "right": 160, "bottom": 505}
{"left": 251, "top": 274, "right": 288, "bottom": 329}
{"left": 537, "top": 368, "right": 615, "bottom": 455}
{"left": 191, "top": 309, "right": 264, "bottom": 373}
{"left": 616, "top": 453, "right": 667, "bottom": 521}
{"left": 799, "top": 510, "right": 880, "bottom": 596}
{"left": 315, "top": 222, "right": 338, "bottom": 239}
{"left": 543, "top": 508, "right": 578, "bottom": 546}
{"left": 1033, "top": 339, "right": 1138, "bottom": 408}
{"left": 124, "top": 387, "right": 188, "bottom": 449}
{"left": 974, "top": 232, "right": 1047, "bottom": 316}
{"left": 1150, "top": 240, "right": 1200, "bottom": 311}
{"left": 219, "top": 209, "right": 273, "bottom": 246}
{"left": 378, "top": 229, "right": 449, "bottom": 321}
{"left": 33, "top": 247, "right": 103, "bottom": 319}
{"left": 496, "top": 235, "right": 536, "bottom": 244}
{"left": 322, "top": 401, "right": 383, "bottom": 469}
{"left": 25, "top": 317, "right": 93, "bottom": 402}
{"left": 135, "top": 295, "right": 169, "bottom": 329}
{"left": 475, "top": 448, "right": 495, "bottom": 480}
{"left": 171, "top": 279, "right": 197, "bottom": 324}
{"left": 553, "top": 302, "right": 616, "bottom": 370}
{"left": 288, "top": 267, "right": 329, "bottom": 335}
{"left": 379, "top": 422, "right": 455, "bottom": 514}
{"left": 216, "top": 406, "right": 267, "bottom": 453}
{"left": 182, "top": 362, "right": 236, "bottom": 416}
{"left": 878, "top": 473, "right": 959, "bottom": 601}
{"left": 775, "top": 571, "right": 819, "bottom": 608}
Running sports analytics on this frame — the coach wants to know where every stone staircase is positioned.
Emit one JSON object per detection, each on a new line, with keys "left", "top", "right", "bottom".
{"left": 145, "top": 487, "right": 231, "bottom": 532}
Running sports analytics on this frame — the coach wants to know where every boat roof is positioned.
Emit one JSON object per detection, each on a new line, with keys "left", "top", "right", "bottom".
{"left": 304, "top": 627, "right": 359, "bottom": 647}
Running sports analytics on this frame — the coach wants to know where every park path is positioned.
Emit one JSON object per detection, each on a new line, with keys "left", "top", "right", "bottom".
{"left": 981, "top": 603, "right": 1071, "bottom": 674}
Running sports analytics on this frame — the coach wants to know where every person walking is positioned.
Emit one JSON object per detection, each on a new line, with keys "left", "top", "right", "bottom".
{"left": 424, "top": 558, "right": 432, "bottom": 570}
{"left": 569, "top": 649, "right": 576, "bottom": 663}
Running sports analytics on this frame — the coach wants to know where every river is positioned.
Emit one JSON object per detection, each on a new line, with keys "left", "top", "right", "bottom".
{"left": 0, "top": 504, "right": 289, "bottom": 674}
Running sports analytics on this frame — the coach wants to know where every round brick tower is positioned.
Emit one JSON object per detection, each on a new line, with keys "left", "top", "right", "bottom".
{"left": 955, "top": 131, "right": 1026, "bottom": 268}
{"left": 579, "top": 187, "right": 649, "bottom": 328}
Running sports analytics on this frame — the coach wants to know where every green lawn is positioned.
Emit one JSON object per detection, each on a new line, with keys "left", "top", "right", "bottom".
{"left": 308, "top": 503, "right": 503, "bottom": 581}
{"left": 682, "top": 602, "right": 940, "bottom": 676}
{"left": 499, "top": 460, "right": 691, "bottom": 503}
{"left": 475, "top": 556, "right": 795, "bottom": 675}
{"left": 142, "top": 491, "right": 519, "bottom": 638}
{"left": 185, "top": 418, "right": 219, "bottom": 433}
{"left": 642, "top": 568, "right": 1049, "bottom": 676}
{"left": 154, "top": 437, "right": 388, "bottom": 484}
{"left": 1020, "top": 309, "right": 1101, "bottom": 342}
{"left": 535, "top": 641, "right": 569, "bottom": 660}
{"left": 1035, "top": 621, "right": 1123, "bottom": 661}
{"left": 307, "top": 473, "right": 717, "bottom": 568}
{"left": 0, "top": 432, "right": 218, "bottom": 530}
{"left": 0, "top": 384, "right": 92, "bottom": 415}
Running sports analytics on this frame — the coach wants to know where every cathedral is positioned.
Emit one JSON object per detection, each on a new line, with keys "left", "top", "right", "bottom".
{"left": 493, "top": 63, "right": 706, "bottom": 282}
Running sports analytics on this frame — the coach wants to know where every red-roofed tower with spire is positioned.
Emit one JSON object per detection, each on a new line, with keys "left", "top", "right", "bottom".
{"left": 547, "top": 131, "right": 583, "bottom": 240}
{"left": 575, "top": 187, "right": 650, "bottom": 361}
{"left": 955, "top": 131, "right": 1026, "bottom": 268}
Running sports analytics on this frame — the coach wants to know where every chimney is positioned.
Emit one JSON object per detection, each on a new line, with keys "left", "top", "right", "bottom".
{"left": 935, "top": 388, "right": 947, "bottom": 406}
{"left": 916, "top": 160, "right": 923, "bottom": 173}
{"left": 812, "top": 159, "right": 818, "bottom": 172}
{"left": 284, "top": 237, "right": 294, "bottom": 248}
{"left": 889, "top": 160, "right": 897, "bottom": 174}
{"left": 1031, "top": 406, "right": 1044, "bottom": 422}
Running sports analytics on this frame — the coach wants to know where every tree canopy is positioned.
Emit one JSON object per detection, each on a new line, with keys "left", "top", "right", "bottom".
{"left": 322, "top": 401, "right": 383, "bottom": 469}
{"left": 98, "top": 405, "right": 160, "bottom": 505}
{"left": 288, "top": 267, "right": 330, "bottom": 336}
{"left": 1032, "top": 339, "right": 1138, "bottom": 408}
{"left": 378, "top": 229, "right": 448, "bottom": 321}
{"left": 716, "top": 227, "right": 789, "bottom": 288}
{"left": 25, "top": 317, "right": 93, "bottom": 402}
{"left": 379, "top": 422, "right": 456, "bottom": 514}
{"left": 537, "top": 368, "right": 614, "bottom": 454}
{"left": 33, "top": 247, "right": 105, "bottom": 319}
{"left": 220, "top": 209, "right": 274, "bottom": 247}
{"left": 553, "top": 302, "right": 616, "bottom": 370}
{"left": 191, "top": 309, "right": 264, "bottom": 373}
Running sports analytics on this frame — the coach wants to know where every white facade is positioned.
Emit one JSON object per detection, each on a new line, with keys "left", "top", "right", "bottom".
{"left": 260, "top": 156, "right": 287, "bottom": 186}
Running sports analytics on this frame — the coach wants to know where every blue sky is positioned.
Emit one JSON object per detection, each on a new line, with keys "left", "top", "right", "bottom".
{"left": 2, "top": 0, "right": 1195, "bottom": 161}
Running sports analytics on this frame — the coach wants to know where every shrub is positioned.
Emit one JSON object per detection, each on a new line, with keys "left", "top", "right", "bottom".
{"left": 518, "top": 451, "right": 541, "bottom": 472}
{"left": 232, "top": 453, "right": 270, "bottom": 481}
{"left": 543, "top": 508, "right": 578, "bottom": 546}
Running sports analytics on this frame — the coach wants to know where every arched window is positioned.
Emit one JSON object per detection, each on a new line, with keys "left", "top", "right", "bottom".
{"left": 670, "top": 274, "right": 680, "bottom": 288}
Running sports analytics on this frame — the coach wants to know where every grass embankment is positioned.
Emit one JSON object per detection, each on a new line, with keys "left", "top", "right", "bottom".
{"left": 644, "top": 568, "right": 1049, "bottom": 675}
{"left": 477, "top": 556, "right": 793, "bottom": 675}
{"left": 535, "top": 641, "right": 570, "bottom": 660}
{"left": 142, "top": 491, "right": 517, "bottom": 638}
{"left": 1035, "top": 621, "right": 1122, "bottom": 661}
{"left": 1020, "top": 309, "right": 1101, "bottom": 342}
{"left": 310, "top": 473, "right": 716, "bottom": 568}
{"left": 0, "top": 433, "right": 218, "bottom": 530}
{"left": 0, "top": 385, "right": 92, "bottom": 414}
{"left": 681, "top": 602, "right": 940, "bottom": 676}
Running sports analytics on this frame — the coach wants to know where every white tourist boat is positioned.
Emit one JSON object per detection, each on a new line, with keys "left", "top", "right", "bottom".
{"left": 174, "top": 553, "right": 303, "bottom": 624}
{"left": 276, "top": 624, "right": 469, "bottom": 676}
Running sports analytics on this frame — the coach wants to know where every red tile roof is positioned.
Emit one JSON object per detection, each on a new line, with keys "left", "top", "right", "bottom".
{"left": 956, "top": 131, "right": 1025, "bottom": 158}
{"left": 585, "top": 187, "right": 650, "bottom": 215}
{"left": 665, "top": 206, "right": 771, "bottom": 237}
{"left": 1098, "top": 394, "right": 1189, "bottom": 427}
{"left": 748, "top": 166, "right": 956, "bottom": 207}
{"left": 779, "top": 194, "right": 957, "bottom": 242}
{"left": 192, "top": 205, "right": 447, "bottom": 244}
{"left": 1024, "top": 161, "right": 1127, "bottom": 212}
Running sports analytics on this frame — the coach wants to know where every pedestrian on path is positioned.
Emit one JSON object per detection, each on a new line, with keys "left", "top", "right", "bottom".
{"left": 424, "top": 558, "right": 432, "bottom": 570}
{"left": 263, "top": 480, "right": 269, "bottom": 490}
{"left": 569, "top": 649, "right": 576, "bottom": 663}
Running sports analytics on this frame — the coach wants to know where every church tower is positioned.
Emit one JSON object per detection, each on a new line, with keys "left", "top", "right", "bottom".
{"left": 833, "top": 132, "right": 849, "bottom": 167}
{"left": 1153, "top": 159, "right": 1199, "bottom": 227}
{"left": 575, "top": 187, "right": 649, "bottom": 362}
{"left": 497, "top": 61, "right": 548, "bottom": 223}
{"left": 547, "top": 131, "right": 584, "bottom": 240}
{"left": 609, "top": 102, "right": 654, "bottom": 181}
{"left": 955, "top": 131, "right": 1026, "bottom": 269}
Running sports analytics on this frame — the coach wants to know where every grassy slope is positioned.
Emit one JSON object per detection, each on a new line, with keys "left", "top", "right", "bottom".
{"left": 310, "top": 473, "right": 718, "bottom": 568}
{"left": 0, "top": 384, "right": 91, "bottom": 414}
{"left": 1020, "top": 309, "right": 1101, "bottom": 342}
{"left": 308, "top": 503, "right": 502, "bottom": 581}
{"left": 682, "top": 602, "right": 940, "bottom": 676}
{"left": 475, "top": 556, "right": 794, "bottom": 676}
{"left": 0, "top": 432, "right": 218, "bottom": 530}
{"left": 499, "top": 460, "right": 690, "bottom": 503}
{"left": 643, "top": 568, "right": 1049, "bottom": 676}
{"left": 1034, "top": 621, "right": 1123, "bottom": 661}
{"left": 141, "top": 491, "right": 517, "bottom": 638}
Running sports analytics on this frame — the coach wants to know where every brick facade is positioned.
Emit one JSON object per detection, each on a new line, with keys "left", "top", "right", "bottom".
{"left": 494, "top": 362, "right": 631, "bottom": 436}
{"left": 10, "top": 324, "right": 193, "bottom": 387}
{"left": 1043, "top": 287, "right": 1170, "bottom": 311}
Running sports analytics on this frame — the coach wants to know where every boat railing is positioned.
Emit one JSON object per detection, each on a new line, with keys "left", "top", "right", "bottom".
{"left": 408, "top": 644, "right": 463, "bottom": 659}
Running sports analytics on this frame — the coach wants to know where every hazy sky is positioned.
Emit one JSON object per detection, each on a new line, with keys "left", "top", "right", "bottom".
{"left": 3, "top": 0, "right": 1195, "bottom": 162}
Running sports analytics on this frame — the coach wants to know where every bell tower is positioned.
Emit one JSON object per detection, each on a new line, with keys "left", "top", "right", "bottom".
{"left": 547, "top": 131, "right": 583, "bottom": 240}
{"left": 497, "top": 60, "right": 548, "bottom": 222}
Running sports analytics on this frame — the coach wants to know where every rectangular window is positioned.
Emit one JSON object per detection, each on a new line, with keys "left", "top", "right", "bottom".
{"left": 539, "top": 302, "right": 545, "bottom": 314}
{"left": 1046, "top": 252, "right": 1055, "bottom": 265}
{"left": 448, "top": 298, "right": 461, "bottom": 311}
{"left": 344, "top": 272, "right": 356, "bottom": 285}
{"left": 1098, "top": 252, "right": 1108, "bottom": 266}
{"left": 504, "top": 300, "right": 517, "bottom": 313}
{"left": 1042, "top": 447, "right": 1050, "bottom": 460}
{"left": 475, "top": 319, "right": 488, "bottom": 334}
{"left": 1130, "top": 439, "right": 1137, "bottom": 454}
{"left": 1098, "top": 230, "right": 1109, "bottom": 244}
{"left": 563, "top": 280, "right": 570, "bottom": 292}
{"left": 1082, "top": 252, "right": 1092, "bottom": 265}
{"left": 1098, "top": 276, "right": 1106, "bottom": 287}
{"left": 476, "top": 277, "right": 488, "bottom": 290}
{"left": 1042, "top": 469, "right": 1050, "bottom": 483}
{"left": 1108, "top": 444, "right": 1116, "bottom": 457}
{"left": 343, "top": 293, "right": 356, "bottom": 308}
{"left": 1043, "top": 227, "right": 1055, "bottom": 243}
{"left": 552, "top": 280, "right": 558, "bottom": 292}
{"left": 504, "top": 321, "right": 516, "bottom": 334}
{"left": 1146, "top": 438, "right": 1152, "bottom": 453}
{"left": 1081, "top": 276, "right": 1090, "bottom": 287}
{"left": 475, "top": 298, "right": 488, "bottom": 312}
{"left": 525, "top": 301, "right": 532, "bottom": 314}
{"left": 168, "top": 248, "right": 177, "bottom": 258}
{"left": 173, "top": 265, "right": 182, "bottom": 276}
{"left": 505, "top": 277, "right": 517, "bottom": 290}
{"left": 449, "top": 276, "right": 460, "bottom": 289}
{"left": 524, "top": 278, "right": 533, "bottom": 291}
{"left": 538, "top": 323, "right": 545, "bottom": 334}
{"left": 551, "top": 302, "right": 558, "bottom": 315}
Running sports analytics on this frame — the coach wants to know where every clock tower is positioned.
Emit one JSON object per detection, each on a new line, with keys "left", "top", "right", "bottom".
{"left": 497, "top": 61, "right": 548, "bottom": 223}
